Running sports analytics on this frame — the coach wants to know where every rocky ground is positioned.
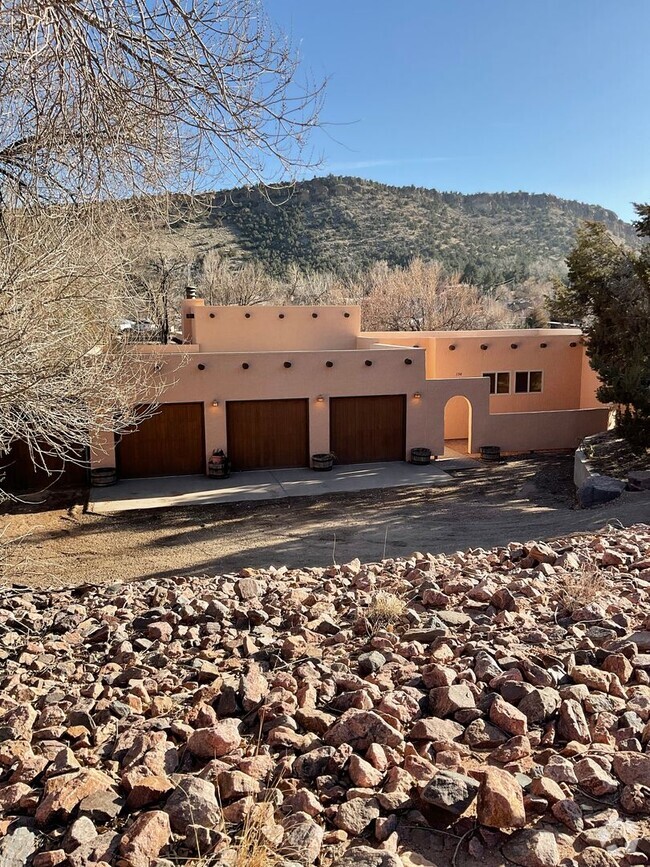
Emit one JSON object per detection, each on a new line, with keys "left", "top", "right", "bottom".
{"left": 1, "top": 523, "right": 650, "bottom": 867}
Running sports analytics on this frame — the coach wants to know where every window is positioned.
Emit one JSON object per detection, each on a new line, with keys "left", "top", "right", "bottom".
{"left": 483, "top": 372, "right": 510, "bottom": 394}
{"left": 515, "top": 371, "right": 543, "bottom": 393}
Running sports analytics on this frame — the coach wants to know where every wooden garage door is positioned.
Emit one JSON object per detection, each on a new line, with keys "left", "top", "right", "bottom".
{"left": 2, "top": 440, "right": 89, "bottom": 494}
{"left": 226, "top": 399, "right": 309, "bottom": 470}
{"left": 117, "top": 403, "right": 205, "bottom": 478}
{"left": 330, "top": 395, "right": 406, "bottom": 464}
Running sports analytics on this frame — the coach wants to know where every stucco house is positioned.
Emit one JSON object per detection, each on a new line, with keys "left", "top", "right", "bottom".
{"left": 91, "top": 296, "right": 610, "bottom": 478}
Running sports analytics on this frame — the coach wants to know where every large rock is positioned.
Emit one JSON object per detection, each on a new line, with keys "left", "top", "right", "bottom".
{"left": 119, "top": 811, "right": 171, "bottom": 867}
{"left": 577, "top": 475, "right": 625, "bottom": 508}
{"left": 409, "top": 717, "right": 464, "bottom": 742}
{"left": 186, "top": 721, "right": 241, "bottom": 758}
{"left": 518, "top": 688, "right": 561, "bottom": 724}
{"left": 429, "top": 684, "right": 476, "bottom": 717}
{"left": 164, "top": 776, "right": 220, "bottom": 833}
{"left": 280, "top": 812, "right": 324, "bottom": 866}
{"left": 421, "top": 770, "right": 479, "bottom": 815}
{"left": 334, "top": 798, "right": 380, "bottom": 835}
{"left": 35, "top": 769, "right": 116, "bottom": 826}
{"left": 330, "top": 847, "right": 403, "bottom": 867}
{"left": 0, "top": 825, "right": 39, "bottom": 867}
{"left": 628, "top": 470, "right": 650, "bottom": 491}
{"left": 576, "top": 848, "right": 619, "bottom": 867}
{"left": 502, "top": 829, "right": 560, "bottom": 866}
{"left": 574, "top": 758, "right": 618, "bottom": 796}
{"left": 612, "top": 752, "right": 650, "bottom": 786}
{"left": 557, "top": 699, "right": 591, "bottom": 744}
{"left": 620, "top": 784, "right": 650, "bottom": 814}
{"left": 323, "top": 710, "right": 403, "bottom": 750}
{"left": 628, "top": 631, "right": 650, "bottom": 652}
{"left": 489, "top": 696, "right": 528, "bottom": 736}
{"left": 476, "top": 767, "right": 526, "bottom": 828}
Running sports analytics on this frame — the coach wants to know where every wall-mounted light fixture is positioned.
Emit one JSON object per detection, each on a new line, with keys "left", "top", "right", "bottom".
{"left": 211, "top": 399, "right": 220, "bottom": 407}
{"left": 413, "top": 392, "right": 422, "bottom": 400}
{"left": 316, "top": 395, "right": 325, "bottom": 403}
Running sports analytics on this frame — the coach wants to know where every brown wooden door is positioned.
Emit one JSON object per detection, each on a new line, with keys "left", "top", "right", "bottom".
{"left": 226, "top": 399, "right": 309, "bottom": 470}
{"left": 117, "top": 403, "right": 205, "bottom": 478}
{"left": 2, "top": 440, "right": 89, "bottom": 494}
{"left": 330, "top": 395, "right": 406, "bottom": 464}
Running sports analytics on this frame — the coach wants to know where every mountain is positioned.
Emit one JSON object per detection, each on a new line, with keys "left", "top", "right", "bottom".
{"left": 168, "top": 176, "right": 639, "bottom": 288}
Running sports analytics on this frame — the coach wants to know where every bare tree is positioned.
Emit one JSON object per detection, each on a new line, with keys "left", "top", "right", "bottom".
{"left": 0, "top": 1, "right": 323, "bottom": 495}
{"left": 198, "top": 252, "right": 278, "bottom": 306}
{"left": 0, "top": 0, "right": 324, "bottom": 206}
{"left": 0, "top": 210, "right": 170, "bottom": 480}
{"left": 130, "top": 252, "right": 190, "bottom": 343}
{"left": 353, "top": 259, "right": 517, "bottom": 332}
{"left": 282, "top": 263, "right": 340, "bottom": 305}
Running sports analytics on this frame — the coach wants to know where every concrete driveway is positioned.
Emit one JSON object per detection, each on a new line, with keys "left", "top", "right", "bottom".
{"left": 88, "top": 459, "right": 474, "bottom": 514}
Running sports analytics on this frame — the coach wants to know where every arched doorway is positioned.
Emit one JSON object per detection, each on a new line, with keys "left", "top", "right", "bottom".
{"left": 444, "top": 396, "right": 472, "bottom": 455}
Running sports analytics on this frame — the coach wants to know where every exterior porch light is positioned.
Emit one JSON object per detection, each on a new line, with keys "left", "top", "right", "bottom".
{"left": 316, "top": 395, "right": 325, "bottom": 403}
{"left": 413, "top": 392, "right": 422, "bottom": 400}
{"left": 211, "top": 399, "right": 220, "bottom": 407}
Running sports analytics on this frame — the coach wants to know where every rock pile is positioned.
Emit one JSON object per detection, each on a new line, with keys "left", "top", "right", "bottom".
{"left": 1, "top": 523, "right": 650, "bottom": 866}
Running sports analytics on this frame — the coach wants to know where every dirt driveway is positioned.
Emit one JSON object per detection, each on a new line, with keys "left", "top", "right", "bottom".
{"left": 3, "top": 454, "right": 649, "bottom": 588}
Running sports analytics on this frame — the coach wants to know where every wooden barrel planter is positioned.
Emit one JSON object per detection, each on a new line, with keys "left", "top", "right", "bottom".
{"left": 312, "top": 453, "right": 334, "bottom": 472}
{"left": 90, "top": 467, "right": 117, "bottom": 487}
{"left": 208, "top": 450, "right": 231, "bottom": 479}
{"left": 480, "top": 445, "right": 501, "bottom": 462}
{"left": 410, "top": 447, "right": 432, "bottom": 465}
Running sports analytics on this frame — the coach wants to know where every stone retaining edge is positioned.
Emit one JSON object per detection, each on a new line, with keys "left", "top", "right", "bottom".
{"left": 573, "top": 434, "right": 601, "bottom": 488}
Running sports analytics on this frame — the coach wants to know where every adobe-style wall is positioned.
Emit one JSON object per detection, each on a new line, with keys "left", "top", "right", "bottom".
{"left": 486, "top": 408, "right": 611, "bottom": 453}
{"left": 579, "top": 348, "right": 604, "bottom": 409}
{"left": 183, "top": 300, "right": 360, "bottom": 352}
{"left": 90, "top": 306, "right": 610, "bottom": 474}
{"left": 365, "top": 328, "right": 587, "bottom": 412}
{"left": 94, "top": 343, "right": 439, "bottom": 468}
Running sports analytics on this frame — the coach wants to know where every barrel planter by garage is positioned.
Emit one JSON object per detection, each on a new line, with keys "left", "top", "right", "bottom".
{"left": 410, "top": 447, "right": 432, "bottom": 465}
{"left": 312, "top": 453, "right": 334, "bottom": 471}
{"left": 480, "top": 445, "right": 501, "bottom": 462}
{"left": 208, "top": 450, "right": 231, "bottom": 479}
{"left": 90, "top": 467, "right": 117, "bottom": 487}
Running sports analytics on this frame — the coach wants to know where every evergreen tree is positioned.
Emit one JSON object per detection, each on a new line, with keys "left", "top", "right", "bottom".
{"left": 553, "top": 209, "right": 650, "bottom": 448}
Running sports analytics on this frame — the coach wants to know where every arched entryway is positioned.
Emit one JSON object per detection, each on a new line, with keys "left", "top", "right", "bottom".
{"left": 443, "top": 396, "right": 472, "bottom": 455}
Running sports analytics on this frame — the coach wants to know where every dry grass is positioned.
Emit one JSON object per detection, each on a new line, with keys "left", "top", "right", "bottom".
{"left": 367, "top": 590, "right": 406, "bottom": 626}
{"left": 177, "top": 800, "right": 282, "bottom": 867}
{"left": 555, "top": 566, "right": 610, "bottom": 615}
{"left": 231, "top": 805, "right": 283, "bottom": 867}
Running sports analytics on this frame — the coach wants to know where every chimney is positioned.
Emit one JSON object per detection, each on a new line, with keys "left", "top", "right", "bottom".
{"left": 185, "top": 285, "right": 198, "bottom": 300}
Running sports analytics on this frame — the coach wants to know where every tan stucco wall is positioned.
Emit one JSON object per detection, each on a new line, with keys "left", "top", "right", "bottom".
{"left": 365, "top": 328, "right": 588, "bottom": 412}
{"left": 486, "top": 408, "right": 611, "bottom": 452}
{"left": 97, "top": 344, "right": 437, "bottom": 466}
{"left": 92, "top": 308, "right": 610, "bottom": 472}
{"left": 183, "top": 300, "right": 360, "bottom": 352}
{"left": 579, "top": 348, "right": 604, "bottom": 409}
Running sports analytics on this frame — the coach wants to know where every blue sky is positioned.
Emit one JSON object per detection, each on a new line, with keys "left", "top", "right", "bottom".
{"left": 266, "top": 0, "right": 649, "bottom": 222}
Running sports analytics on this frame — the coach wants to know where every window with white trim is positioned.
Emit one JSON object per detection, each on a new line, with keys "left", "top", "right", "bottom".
{"left": 483, "top": 372, "right": 510, "bottom": 394}
{"left": 515, "top": 371, "right": 543, "bottom": 393}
